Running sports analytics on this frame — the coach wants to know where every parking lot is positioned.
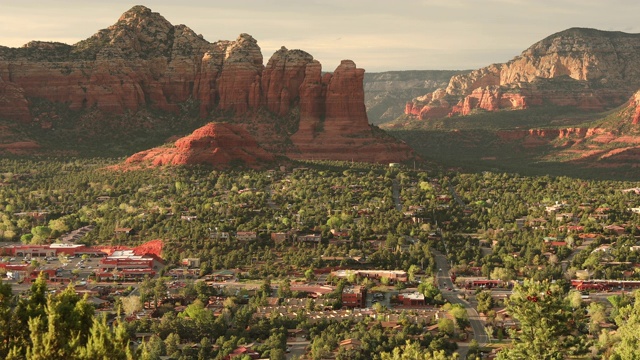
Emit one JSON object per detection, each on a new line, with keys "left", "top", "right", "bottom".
{"left": 2, "top": 253, "right": 102, "bottom": 285}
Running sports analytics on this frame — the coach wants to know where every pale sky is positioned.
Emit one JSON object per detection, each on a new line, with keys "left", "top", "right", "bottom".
{"left": 1, "top": 0, "right": 639, "bottom": 72}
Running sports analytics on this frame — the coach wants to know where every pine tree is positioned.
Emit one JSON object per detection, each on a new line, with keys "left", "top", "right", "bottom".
{"left": 497, "top": 280, "right": 577, "bottom": 360}
{"left": 0, "top": 280, "right": 16, "bottom": 357}
{"left": 609, "top": 291, "right": 640, "bottom": 359}
{"left": 12, "top": 274, "right": 50, "bottom": 358}
{"left": 76, "top": 314, "right": 135, "bottom": 360}
{"left": 380, "top": 340, "right": 457, "bottom": 359}
{"left": 140, "top": 335, "right": 164, "bottom": 360}
{"left": 25, "top": 285, "right": 94, "bottom": 359}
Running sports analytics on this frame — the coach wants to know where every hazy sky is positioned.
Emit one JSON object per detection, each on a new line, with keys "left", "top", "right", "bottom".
{"left": 1, "top": 0, "right": 639, "bottom": 72}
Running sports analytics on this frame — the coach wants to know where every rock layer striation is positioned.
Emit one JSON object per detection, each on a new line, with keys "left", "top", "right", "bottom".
{"left": 405, "top": 28, "right": 640, "bottom": 120}
{"left": 0, "top": 5, "right": 412, "bottom": 164}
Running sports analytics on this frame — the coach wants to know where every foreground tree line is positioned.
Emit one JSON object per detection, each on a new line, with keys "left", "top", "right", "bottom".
{"left": 0, "top": 276, "right": 132, "bottom": 360}
{"left": 3, "top": 275, "right": 640, "bottom": 359}
{"left": 1, "top": 275, "right": 461, "bottom": 360}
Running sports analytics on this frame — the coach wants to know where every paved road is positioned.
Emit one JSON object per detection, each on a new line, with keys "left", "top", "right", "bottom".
{"left": 432, "top": 249, "right": 488, "bottom": 359}
{"left": 392, "top": 178, "right": 402, "bottom": 211}
{"left": 265, "top": 185, "right": 279, "bottom": 210}
{"left": 286, "top": 340, "right": 310, "bottom": 359}
{"left": 448, "top": 185, "right": 465, "bottom": 207}
{"left": 561, "top": 237, "right": 595, "bottom": 272}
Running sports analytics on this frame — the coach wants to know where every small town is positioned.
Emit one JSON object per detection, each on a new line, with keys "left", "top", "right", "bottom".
{"left": 2, "top": 162, "right": 640, "bottom": 359}
{"left": 2, "top": 2, "right": 640, "bottom": 359}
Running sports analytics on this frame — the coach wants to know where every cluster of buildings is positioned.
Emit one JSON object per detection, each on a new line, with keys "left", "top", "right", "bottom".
{"left": 331, "top": 269, "right": 409, "bottom": 283}
{"left": 0, "top": 240, "right": 164, "bottom": 283}
{"left": 93, "top": 249, "right": 163, "bottom": 281}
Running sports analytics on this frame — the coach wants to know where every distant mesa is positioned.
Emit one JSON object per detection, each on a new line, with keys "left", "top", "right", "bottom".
{"left": 402, "top": 28, "right": 640, "bottom": 121}
{"left": 0, "top": 5, "right": 414, "bottom": 165}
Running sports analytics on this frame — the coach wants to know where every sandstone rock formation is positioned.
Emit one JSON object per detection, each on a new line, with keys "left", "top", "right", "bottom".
{"left": 405, "top": 28, "right": 640, "bottom": 120}
{"left": 0, "top": 5, "right": 413, "bottom": 164}
{"left": 0, "top": 75, "right": 30, "bottom": 122}
{"left": 478, "top": 89, "right": 640, "bottom": 166}
{"left": 630, "top": 90, "right": 640, "bottom": 125}
{"left": 125, "top": 123, "right": 274, "bottom": 167}
{"left": 364, "top": 70, "right": 464, "bottom": 125}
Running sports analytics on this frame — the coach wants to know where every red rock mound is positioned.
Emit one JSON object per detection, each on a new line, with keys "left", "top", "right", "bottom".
{"left": 125, "top": 123, "right": 274, "bottom": 167}
{"left": 133, "top": 239, "right": 163, "bottom": 257}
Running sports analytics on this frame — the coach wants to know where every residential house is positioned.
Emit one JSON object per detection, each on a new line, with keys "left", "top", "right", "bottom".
{"left": 297, "top": 234, "right": 321, "bottom": 243}
{"left": 236, "top": 232, "right": 257, "bottom": 241}
{"left": 330, "top": 229, "right": 350, "bottom": 238}
{"left": 225, "top": 346, "right": 260, "bottom": 360}
{"left": 181, "top": 258, "right": 201, "bottom": 268}
{"left": 338, "top": 338, "right": 362, "bottom": 351}
{"left": 270, "top": 232, "right": 290, "bottom": 243}
{"left": 114, "top": 228, "right": 134, "bottom": 236}
{"left": 604, "top": 225, "right": 626, "bottom": 235}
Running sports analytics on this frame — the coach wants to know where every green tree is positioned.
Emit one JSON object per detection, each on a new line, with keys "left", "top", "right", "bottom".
{"left": 380, "top": 340, "right": 456, "bottom": 360}
{"left": 75, "top": 314, "right": 134, "bottom": 360}
{"left": 490, "top": 267, "right": 514, "bottom": 282}
{"left": 475, "top": 290, "right": 494, "bottom": 314}
{"left": 24, "top": 285, "right": 95, "bottom": 360}
{"left": 567, "top": 290, "right": 582, "bottom": 309}
{"left": 0, "top": 280, "right": 17, "bottom": 358}
{"left": 121, "top": 295, "right": 142, "bottom": 316}
{"left": 438, "top": 318, "right": 455, "bottom": 337}
{"left": 497, "top": 280, "right": 575, "bottom": 360}
{"left": 448, "top": 304, "right": 469, "bottom": 332}
{"left": 260, "top": 278, "right": 272, "bottom": 297}
{"left": 407, "top": 265, "right": 420, "bottom": 283}
{"left": 12, "top": 273, "right": 49, "bottom": 354}
{"left": 587, "top": 301, "right": 606, "bottom": 336}
{"left": 164, "top": 333, "right": 181, "bottom": 358}
{"left": 609, "top": 291, "right": 640, "bottom": 359}
{"left": 138, "top": 276, "right": 153, "bottom": 307}
{"left": 304, "top": 268, "right": 315, "bottom": 281}
{"left": 278, "top": 278, "right": 292, "bottom": 298}
{"left": 30, "top": 226, "right": 52, "bottom": 244}
{"left": 153, "top": 279, "right": 167, "bottom": 308}
{"left": 48, "top": 219, "right": 69, "bottom": 236}
{"left": 140, "top": 335, "right": 164, "bottom": 360}
{"left": 418, "top": 281, "right": 441, "bottom": 304}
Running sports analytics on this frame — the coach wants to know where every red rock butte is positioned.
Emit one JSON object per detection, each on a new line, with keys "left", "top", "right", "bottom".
{"left": 0, "top": 5, "right": 414, "bottom": 165}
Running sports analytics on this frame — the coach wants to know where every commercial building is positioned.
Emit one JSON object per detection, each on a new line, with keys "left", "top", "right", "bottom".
{"left": 342, "top": 285, "right": 366, "bottom": 308}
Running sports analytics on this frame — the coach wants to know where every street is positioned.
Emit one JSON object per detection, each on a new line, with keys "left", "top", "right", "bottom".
{"left": 433, "top": 249, "right": 488, "bottom": 359}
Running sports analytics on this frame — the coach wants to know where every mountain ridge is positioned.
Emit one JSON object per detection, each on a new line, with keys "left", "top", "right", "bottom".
{"left": 0, "top": 5, "right": 414, "bottom": 166}
{"left": 401, "top": 27, "right": 640, "bottom": 121}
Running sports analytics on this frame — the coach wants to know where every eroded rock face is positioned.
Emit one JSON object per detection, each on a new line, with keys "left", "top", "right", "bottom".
{"left": 125, "top": 123, "right": 274, "bottom": 167}
{"left": 262, "top": 47, "right": 315, "bottom": 116}
{"left": 630, "top": 90, "right": 640, "bottom": 125}
{"left": 0, "top": 5, "right": 414, "bottom": 164}
{"left": 489, "top": 90, "right": 640, "bottom": 165}
{"left": 0, "top": 75, "right": 30, "bottom": 122}
{"left": 406, "top": 28, "right": 640, "bottom": 119}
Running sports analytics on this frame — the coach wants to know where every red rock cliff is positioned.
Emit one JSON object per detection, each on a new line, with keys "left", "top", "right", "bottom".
{"left": 406, "top": 28, "right": 640, "bottom": 120}
{"left": 0, "top": 5, "right": 413, "bottom": 164}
